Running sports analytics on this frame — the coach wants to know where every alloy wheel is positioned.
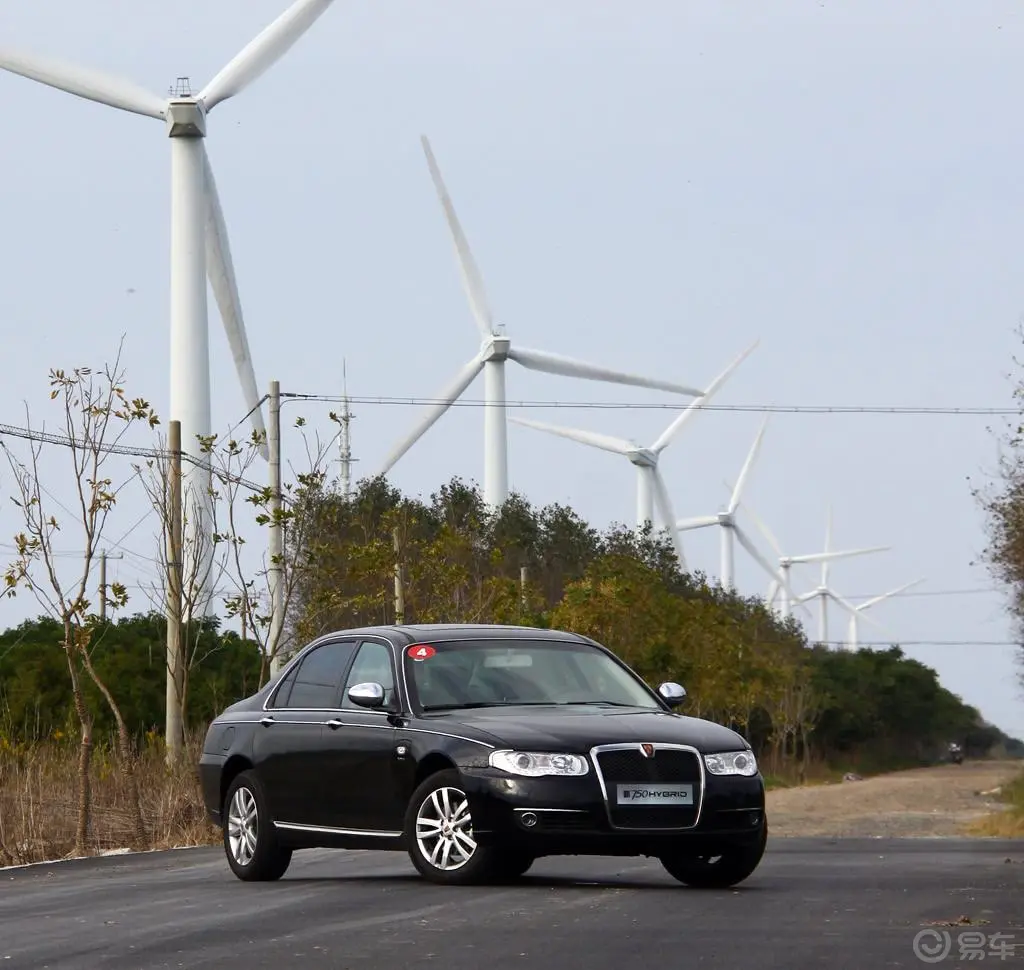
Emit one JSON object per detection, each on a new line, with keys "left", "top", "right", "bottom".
{"left": 415, "top": 786, "right": 477, "bottom": 870}
{"left": 227, "top": 785, "right": 258, "bottom": 867}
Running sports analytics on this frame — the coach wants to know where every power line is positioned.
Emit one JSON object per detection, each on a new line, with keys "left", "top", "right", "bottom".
{"left": 280, "top": 392, "right": 1020, "bottom": 415}
{"left": 0, "top": 420, "right": 265, "bottom": 494}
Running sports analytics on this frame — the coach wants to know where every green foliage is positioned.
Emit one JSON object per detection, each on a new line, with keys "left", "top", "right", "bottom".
{"left": 0, "top": 614, "right": 261, "bottom": 741}
{"left": 1, "top": 474, "right": 1019, "bottom": 771}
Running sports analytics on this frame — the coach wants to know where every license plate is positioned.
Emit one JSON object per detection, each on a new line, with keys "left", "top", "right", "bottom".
{"left": 616, "top": 784, "right": 693, "bottom": 806}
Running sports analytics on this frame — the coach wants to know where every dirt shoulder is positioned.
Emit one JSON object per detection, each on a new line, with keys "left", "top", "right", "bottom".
{"left": 766, "top": 760, "right": 1023, "bottom": 837}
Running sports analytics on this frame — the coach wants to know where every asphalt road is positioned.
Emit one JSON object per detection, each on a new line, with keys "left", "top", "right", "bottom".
{"left": 3, "top": 839, "right": 1023, "bottom": 969}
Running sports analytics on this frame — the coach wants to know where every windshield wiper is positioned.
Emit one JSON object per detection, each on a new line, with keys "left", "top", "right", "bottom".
{"left": 420, "top": 702, "right": 509, "bottom": 712}
{"left": 558, "top": 700, "right": 643, "bottom": 707}
{"left": 421, "top": 701, "right": 572, "bottom": 712}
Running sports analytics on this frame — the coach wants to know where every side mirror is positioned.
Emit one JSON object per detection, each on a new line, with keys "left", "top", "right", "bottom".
{"left": 348, "top": 682, "right": 386, "bottom": 709}
{"left": 658, "top": 682, "right": 686, "bottom": 708}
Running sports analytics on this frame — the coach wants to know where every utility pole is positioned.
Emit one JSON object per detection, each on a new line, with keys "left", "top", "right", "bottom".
{"left": 97, "top": 549, "right": 124, "bottom": 621}
{"left": 338, "top": 359, "right": 356, "bottom": 500}
{"left": 268, "top": 380, "right": 284, "bottom": 676}
{"left": 393, "top": 527, "right": 405, "bottom": 624}
{"left": 165, "top": 420, "right": 184, "bottom": 765}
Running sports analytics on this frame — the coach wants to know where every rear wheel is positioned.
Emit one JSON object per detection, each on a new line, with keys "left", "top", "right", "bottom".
{"left": 660, "top": 820, "right": 767, "bottom": 889}
{"left": 405, "top": 769, "right": 502, "bottom": 885}
{"left": 223, "top": 770, "right": 293, "bottom": 882}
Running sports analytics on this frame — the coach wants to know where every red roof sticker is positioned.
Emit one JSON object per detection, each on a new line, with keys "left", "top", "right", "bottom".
{"left": 408, "top": 644, "right": 436, "bottom": 661}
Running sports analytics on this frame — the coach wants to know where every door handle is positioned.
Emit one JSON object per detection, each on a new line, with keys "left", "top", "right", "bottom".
{"left": 259, "top": 716, "right": 274, "bottom": 727}
{"left": 325, "top": 719, "right": 344, "bottom": 730}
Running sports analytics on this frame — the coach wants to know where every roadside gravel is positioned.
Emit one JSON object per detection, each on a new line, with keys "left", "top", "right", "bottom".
{"left": 766, "top": 760, "right": 1022, "bottom": 837}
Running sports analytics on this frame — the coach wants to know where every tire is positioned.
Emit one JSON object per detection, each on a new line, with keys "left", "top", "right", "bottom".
{"left": 223, "top": 770, "right": 293, "bottom": 882}
{"left": 660, "top": 819, "right": 767, "bottom": 889}
{"left": 493, "top": 850, "right": 535, "bottom": 880}
{"left": 404, "top": 769, "right": 501, "bottom": 885}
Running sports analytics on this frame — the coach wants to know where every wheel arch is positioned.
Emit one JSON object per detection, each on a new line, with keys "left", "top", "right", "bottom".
{"left": 220, "top": 754, "right": 254, "bottom": 812}
{"left": 413, "top": 751, "right": 458, "bottom": 788}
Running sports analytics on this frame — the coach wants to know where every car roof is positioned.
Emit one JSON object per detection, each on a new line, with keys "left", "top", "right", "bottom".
{"left": 315, "top": 623, "right": 593, "bottom": 646}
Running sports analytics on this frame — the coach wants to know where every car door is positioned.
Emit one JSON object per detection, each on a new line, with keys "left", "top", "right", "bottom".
{"left": 315, "top": 638, "right": 404, "bottom": 833}
{"left": 251, "top": 638, "right": 358, "bottom": 826}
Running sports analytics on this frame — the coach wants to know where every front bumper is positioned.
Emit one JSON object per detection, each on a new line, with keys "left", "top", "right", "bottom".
{"left": 458, "top": 766, "right": 765, "bottom": 855}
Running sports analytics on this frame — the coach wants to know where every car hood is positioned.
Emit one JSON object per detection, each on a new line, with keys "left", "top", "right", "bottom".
{"left": 429, "top": 705, "right": 749, "bottom": 753}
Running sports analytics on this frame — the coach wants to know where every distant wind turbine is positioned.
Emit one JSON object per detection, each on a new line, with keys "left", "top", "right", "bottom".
{"left": 509, "top": 342, "right": 759, "bottom": 569}
{"left": 846, "top": 578, "right": 925, "bottom": 648}
{"left": 673, "top": 417, "right": 772, "bottom": 590}
{"left": 741, "top": 500, "right": 889, "bottom": 622}
{"left": 376, "top": 135, "right": 705, "bottom": 509}
{"left": 791, "top": 506, "right": 891, "bottom": 645}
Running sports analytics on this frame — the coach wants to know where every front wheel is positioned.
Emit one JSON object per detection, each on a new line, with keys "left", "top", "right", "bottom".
{"left": 660, "top": 820, "right": 767, "bottom": 889}
{"left": 404, "top": 769, "right": 502, "bottom": 885}
{"left": 223, "top": 770, "right": 293, "bottom": 882}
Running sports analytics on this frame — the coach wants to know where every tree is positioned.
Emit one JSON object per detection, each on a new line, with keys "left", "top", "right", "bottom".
{"left": 1, "top": 351, "right": 158, "bottom": 853}
{"left": 972, "top": 323, "right": 1024, "bottom": 691}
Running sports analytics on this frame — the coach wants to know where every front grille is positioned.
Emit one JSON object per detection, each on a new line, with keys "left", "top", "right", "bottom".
{"left": 593, "top": 745, "right": 702, "bottom": 829}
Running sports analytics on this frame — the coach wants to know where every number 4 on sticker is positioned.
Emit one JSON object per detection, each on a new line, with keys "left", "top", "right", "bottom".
{"left": 408, "top": 644, "right": 436, "bottom": 661}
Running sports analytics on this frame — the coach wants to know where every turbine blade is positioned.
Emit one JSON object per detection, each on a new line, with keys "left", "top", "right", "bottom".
{"left": 650, "top": 340, "right": 759, "bottom": 454}
{"left": 765, "top": 579, "right": 780, "bottom": 603}
{"left": 735, "top": 526, "right": 799, "bottom": 604}
{"left": 202, "top": 144, "right": 267, "bottom": 459}
{"left": 737, "top": 497, "right": 785, "bottom": 559}
{"left": 421, "top": 135, "right": 494, "bottom": 337}
{"left": 828, "top": 587, "right": 888, "bottom": 631}
{"left": 675, "top": 515, "right": 721, "bottom": 532}
{"left": 376, "top": 356, "right": 484, "bottom": 475}
{"left": 199, "top": 0, "right": 335, "bottom": 110}
{"left": 508, "top": 346, "right": 703, "bottom": 395}
{"left": 651, "top": 470, "right": 687, "bottom": 571}
{"left": 787, "top": 546, "right": 890, "bottom": 565}
{"left": 856, "top": 578, "right": 925, "bottom": 611}
{"left": 727, "top": 416, "right": 769, "bottom": 513}
{"left": 509, "top": 416, "right": 633, "bottom": 456}
{"left": 0, "top": 48, "right": 165, "bottom": 118}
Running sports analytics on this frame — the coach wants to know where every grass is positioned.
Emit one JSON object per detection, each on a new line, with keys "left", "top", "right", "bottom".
{"left": 0, "top": 734, "right": 219, "bottom": 867}
{"left": 965, "top": 770, "right": 1024, "bottom": 837}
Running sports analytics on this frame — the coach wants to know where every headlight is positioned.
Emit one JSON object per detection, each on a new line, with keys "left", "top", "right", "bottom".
{"left": 488, "top": 750, "right": 590, "bottom": 777}
{"left": 704, "top": 750, "right": 758, "bottom": 777}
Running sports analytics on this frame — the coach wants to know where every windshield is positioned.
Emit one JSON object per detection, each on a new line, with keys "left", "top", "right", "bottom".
{"left": 402, "top": 638, "right": 662, "bottom": 712}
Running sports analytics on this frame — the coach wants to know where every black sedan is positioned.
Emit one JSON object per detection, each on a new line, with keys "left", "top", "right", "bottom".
{"left": 199, "top": 624, "right": 767, "bottom": 887}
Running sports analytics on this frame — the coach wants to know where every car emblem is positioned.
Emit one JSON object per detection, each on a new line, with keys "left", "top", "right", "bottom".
{"left": 640, "top": 743, "right": 655, "bottom": 758}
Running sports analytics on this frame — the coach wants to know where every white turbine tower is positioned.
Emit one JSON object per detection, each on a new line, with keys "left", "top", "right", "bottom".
{"left": 0, "top": 0, "right": 337, "bottom": 608}
{"left": 509, "top": 342, "right": 759, "bottom": 569}
{"left": 846, "top": 578, "right": 925, "bottom": 649}
{"left": 376, "top": 135, "right": 706, "bottom": 509}
{"left": 673, "top": 416, "right": 771, "bottom": 589}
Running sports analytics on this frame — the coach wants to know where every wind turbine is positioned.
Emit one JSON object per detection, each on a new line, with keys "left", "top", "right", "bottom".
{"left": 0, "top": 0, "right": 337, "bottom": 608}
{"left": 788, "top": 506, "right": 893, "bottom": 645}
{"left": 846, "top": 578, "right": 925, "bottom": 648}
{"left": 509, "top": 341, "right": 759, "bottom": 569}
{"left": 376, "top": 135, "right": 706, "bottom": 509}
{"left": 741, "top": 500, "right": 890, "bottom": 621}
{"left": 673, "top": 416, "right": 771, "bottom": 589}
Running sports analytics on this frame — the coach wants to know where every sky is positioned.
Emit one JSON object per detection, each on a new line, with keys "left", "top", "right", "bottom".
{"left": 1, "top": 0, "right": 1023, "bottom": 739}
